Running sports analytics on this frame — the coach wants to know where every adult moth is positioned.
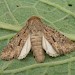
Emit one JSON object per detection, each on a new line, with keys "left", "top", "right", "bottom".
{"left": 1, "top": 16, "right": 75, "bottom": 63}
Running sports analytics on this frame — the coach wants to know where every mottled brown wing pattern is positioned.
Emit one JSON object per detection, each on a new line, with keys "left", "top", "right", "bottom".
{"left": 1, "top": 24, "right": 29, "bottom": 60}
{"left": 43, "top": 24, "right": 75, "bottom": 55}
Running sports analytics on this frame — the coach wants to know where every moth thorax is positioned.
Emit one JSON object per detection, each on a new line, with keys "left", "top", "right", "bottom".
{"left": 28, "top": 25, "right": 42, "bottom": 34}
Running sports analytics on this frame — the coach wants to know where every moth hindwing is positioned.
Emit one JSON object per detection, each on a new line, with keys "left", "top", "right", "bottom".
{"left": 1, "top": 16, "right": 75, "bottom": 63}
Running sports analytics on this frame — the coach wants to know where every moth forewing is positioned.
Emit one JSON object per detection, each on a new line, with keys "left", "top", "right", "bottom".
{"left": 0, "top": 23, "right": 30, "bottom": 60}
{"left": 42, "top": 36, "right": 59, "bottom": 57}
{"left": 43, "top": 24, "right": 75, "bottom": 54}
{"left": 18, "top": 35, "right": 31, "bottom": 59}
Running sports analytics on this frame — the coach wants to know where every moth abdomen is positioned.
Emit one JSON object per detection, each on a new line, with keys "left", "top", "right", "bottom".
{"left": 31, "top": 32, "right": 45, "bottom": 63}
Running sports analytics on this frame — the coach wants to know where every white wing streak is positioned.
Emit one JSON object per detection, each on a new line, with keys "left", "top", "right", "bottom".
{"left": 18, "top": 35, "right": 31, "bottom": 59}
{"left": 42, "top": 36, "right": 59, "bottom": 57}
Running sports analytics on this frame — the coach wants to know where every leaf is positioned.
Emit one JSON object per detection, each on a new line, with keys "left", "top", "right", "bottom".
{"left": 0, "top": 0, "right": 75, "bottom": 75}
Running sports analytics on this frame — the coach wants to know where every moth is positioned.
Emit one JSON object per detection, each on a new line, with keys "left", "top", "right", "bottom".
{"left": 1, "top": 16, "right": 75, "bottom": 63}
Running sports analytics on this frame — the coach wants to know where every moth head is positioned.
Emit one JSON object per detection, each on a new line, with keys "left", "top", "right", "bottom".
{"left": 28, "top": 16, "right": 41, "bottom": 23}
{"left": 27, "top": 16, "right": 43, "bottom": 32}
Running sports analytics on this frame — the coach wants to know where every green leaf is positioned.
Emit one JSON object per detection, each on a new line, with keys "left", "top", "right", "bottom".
{"left": 0, "top": 0, "right": 75, "bottom": 75}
